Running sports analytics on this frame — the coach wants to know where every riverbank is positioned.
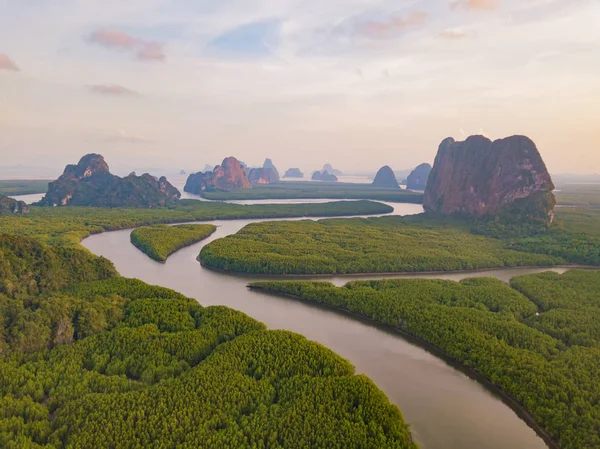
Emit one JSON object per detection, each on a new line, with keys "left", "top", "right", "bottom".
{"left": 199, "top": 260, "right": 597, "bottom": 281}
{"left": 249, "top": 285, "right": 561, "bottom": 449}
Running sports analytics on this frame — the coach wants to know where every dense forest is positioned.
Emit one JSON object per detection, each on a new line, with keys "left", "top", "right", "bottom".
{"left": 131, "top": 224, "right": 216, "bottom": 262}
{"left": 199, "top": 216, "right": 562, "bottom": 275}
{"left": 251, "top": 271, "right": 600, "bottom": 449}
{"left": 0, "top": 199, "right": 392, "bottom": 247}
{"left": 200, "top": 182, "right": 423, "bottom": 203}
{"left": 0, "top": 233, "right": 417, "bottom": 448}
{"left": 200, "top": 212, "right": 600, "bottom": 275}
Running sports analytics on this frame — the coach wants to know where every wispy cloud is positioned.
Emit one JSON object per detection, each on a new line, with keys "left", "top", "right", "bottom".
{"left": 439, "top": 29, "right": 468, "bottom": 39}
{"left": 103, "top": 129, "right": 153, "bottom": 144}
{"left": 451, "top": 0, "right": 497, "bottom": 11}
{"left": 88, "top": 29, "right": 166, "bottom": 62}
{"left": 0, "top": 54, "right": 19, "bottom": 71}
{"left": 87, "top": 84, "right": 140, "bottom": 96}
{"left": 358, "top": 11, "right": 428, "bottom": 39}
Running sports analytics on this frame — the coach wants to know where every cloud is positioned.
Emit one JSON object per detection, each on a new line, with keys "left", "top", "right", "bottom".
{"left": 358, "top": 11, "right": 428, "bottom": 39}
{"left": 87, "top": 84, "right": 140, "bottom": 96}
{"left": 103, "top": 130, "right": 153, "bottom": 144}
{"left": 88, "top": 29, "right": 165, "bottom": 61}
{"left": 451, "top": 0, "right": 497, "bottom": 11}
{"left": 0, "top": 54, "right": 19, "bottom": 71}
{"left": 439, "top": 29, "right": 468, "bottom": 39}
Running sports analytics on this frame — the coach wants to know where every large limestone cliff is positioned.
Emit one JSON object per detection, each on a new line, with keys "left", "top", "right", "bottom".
{"left": 38, "top": 154, "right": 180, "bottom": 207}
{"left": 406, "top": 163, "right": 431, "bottom": 191}
{"left": 184, "top": 157, "right": 251, "bottom": 193}
{"left": 423, "top": 135, "right": 555, "bottom": 221}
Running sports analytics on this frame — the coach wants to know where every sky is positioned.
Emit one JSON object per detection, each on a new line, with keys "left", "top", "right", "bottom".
{"left": 1, "top": 0, "right": 599, "bottom": 177}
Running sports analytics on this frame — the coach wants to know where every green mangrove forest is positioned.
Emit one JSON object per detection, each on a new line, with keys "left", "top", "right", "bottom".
{"left": 0, "top": 199, "right": 392, "bottom": 247}
{"left": 131, "top": 224, "right": 217, "bottom": 262}
{"left": 201, "top": 181, "right": 423, "bottom": 203}
{"left": 251, "top": 270, "right": 600, "bottom": 449}
{"left": 0, "top": 229, "right": 416, "bottom": 448}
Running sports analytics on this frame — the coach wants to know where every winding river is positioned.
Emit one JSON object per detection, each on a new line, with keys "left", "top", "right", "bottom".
{"left": 82, "top": 201, "right": 567, "bottom": 449}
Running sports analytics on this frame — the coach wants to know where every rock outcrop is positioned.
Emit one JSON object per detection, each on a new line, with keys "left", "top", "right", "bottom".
{"left": 423, "top": 135, "right": 555, "bottom": 221}
{"left": 284, "top": 168, "right": 304, "bottom": 178}
{"left": 406, "top": 163, "right": 432, "bottom": 190}
{"left": 323, "top": 164, "right": 342, "bottom": 176}
{"left": 263, "top": 158, "right": 280, "bottom": 180}
{"left": 247, "top": 158, "right": 280, "bottom": 185}
{"left": 0, "top": 195, "right": 29, "bottom": 215}
{"left": 311, "top": 170, "right": 338, "bottom": 182}
{"left": 184, "top": 157, "right": 251, "bottom": 193}
{"left": 38, "top": 154, "right": 180, "bottom": 208}
{"left": 248, "top": 168, "right": 279, "bottom": 185}
{"left": 372, "top": 166, "right": 400, "bottom": 189}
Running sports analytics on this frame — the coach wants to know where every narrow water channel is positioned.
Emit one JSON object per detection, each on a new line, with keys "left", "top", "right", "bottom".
{"left": 82, "top": 202, "right": 560, "bottom": 449}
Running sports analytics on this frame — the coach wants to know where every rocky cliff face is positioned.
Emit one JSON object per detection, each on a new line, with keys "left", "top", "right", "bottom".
{"left": 184, "top": 157, "right": 251, "bottom": 193}
{"left": 284, "top": 168, "right": 303, "bottom": 178}
{"left": 406, "top": 163, "right": 431, "bottom": 190}
{"left": 323, "top": 164, "right": 342, "bottom": 176}
{"left": 248, "top": 168, "right": 279, "bottom": 185}
{"left": 0, "top": 195, "right": 29, "bottom": 214}
{"left": 372, "top": 166, "right": 400, "bottom": 189}
{"left": 423, "top": 135, "right": 555, "bottom": 221}
{"left": 263, "top": 158, "right": 280, "bottom": 180}
{"left": 38, "top": 154, "right": 180, "bottom": 207}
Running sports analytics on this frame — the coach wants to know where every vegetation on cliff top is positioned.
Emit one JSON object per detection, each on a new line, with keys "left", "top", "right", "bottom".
{"left": 251, "top": 271, "right": 600, "bottom": 449}
{"left": 131, "top": 224, "right": 216, "bottom": 262}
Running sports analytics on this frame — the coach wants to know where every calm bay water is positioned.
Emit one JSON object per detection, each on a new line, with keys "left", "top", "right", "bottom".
{"left": 82, "top": 201, "right": 560, "bottom": 449}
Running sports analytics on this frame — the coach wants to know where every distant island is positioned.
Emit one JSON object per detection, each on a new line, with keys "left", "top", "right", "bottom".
{"left": 38, "top": 154, "right": 180, "bottom": 208}
{"left": 248, "top": 158, "right": 280, "bottom": 185}
{"left": 283, "top": 168, "right": 304, "bottom": 178}
{"left": 312, "top": 170, "right": 338, "bottom": 182}
{"left": 406, "top": 163, "right": 431, "bottom": 190}
{"left": 323, "top": 163, "right": 342, "bottom": 176}
{"left": 372, "top": 166, "right": 400, "bottom": 189}
{"left": 184, "top": 157, "right": 250, "bottom": 193}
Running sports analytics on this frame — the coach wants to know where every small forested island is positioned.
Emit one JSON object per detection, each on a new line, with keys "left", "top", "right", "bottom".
{"left": 199, "top": 216, "right": 565, "bottom": 275}
{"left": 406, "top": 164, "right": 431, "bottom": 190}
{"left": 283, "top": 167, "right": 304, "bottom": 178}
{"left": 131, "top": 224, "right": 217, "bottom": 262}
{"left": 250, "top": 270, "right": 600, "bottom": 449}
{"left": 38, "top": 154, "right": 181, "bottom": 207}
